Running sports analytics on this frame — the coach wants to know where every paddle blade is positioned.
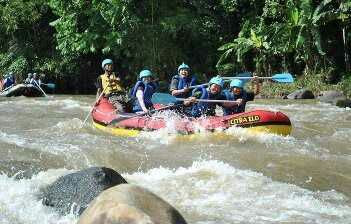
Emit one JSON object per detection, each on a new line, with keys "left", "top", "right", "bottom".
{"left": 271, "top": 73, "right": 294, "bottom": 83}
{"left": 45, "top": 83, "right": 56, "bottom": 89}
{"left": 151, "top": 93, "right": 178, "bottom": 105}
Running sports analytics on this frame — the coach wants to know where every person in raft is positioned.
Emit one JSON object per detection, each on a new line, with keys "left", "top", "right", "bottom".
{"left": 96, "top": 59, "right": 128, "bottom": 112}
{"left": 24, "top": 73, "right": 33, "bottom": 84}
{"left": 2, "top": 72, "right": 16, "bottom": 90}
{"left": 184, "top": 76, "right": 230, "bottom": 118}
{"left": 169, "top": 62, "right": 197, "bottom": 98}
{"left": 30, "top": 73, "right": 42, "bottom": 86}
{"left": 130, "top": 69, "right": 158, "bottom": 113}
{"left": 222, "top": 75, "right": 261, "bottom": 115}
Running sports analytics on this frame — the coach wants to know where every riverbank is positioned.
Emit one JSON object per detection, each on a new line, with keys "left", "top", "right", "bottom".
{"left": 259, "top": 72, "right": 351, "bottom": 99}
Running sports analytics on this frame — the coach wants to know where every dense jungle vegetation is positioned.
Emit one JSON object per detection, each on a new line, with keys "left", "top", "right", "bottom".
{"left": 0, "top": 0, "right": 350, "bottom": 95}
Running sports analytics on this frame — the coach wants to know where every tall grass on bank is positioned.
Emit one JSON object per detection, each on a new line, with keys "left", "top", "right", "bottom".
{"left": 257, "top": 72, "right": 351, "bottom": 98}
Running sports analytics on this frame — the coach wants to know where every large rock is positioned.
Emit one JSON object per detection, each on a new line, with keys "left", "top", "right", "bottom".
{"left": 335, "top": 98, "right": 351, "bottom": 108}
{"left": 41, "top": 167, "right": 127, "bottom": 215}
{"left": 78, "top": 184, "right": 187, "bottom": 224}
{"left": 317, "top": 90, "right": 345, "bottom": 103}
{"left": 286, "top": 89, "right": 315, "bottom": 99}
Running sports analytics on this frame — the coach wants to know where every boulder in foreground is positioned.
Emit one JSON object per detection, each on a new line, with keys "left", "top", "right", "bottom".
{"left": 41, "top": 167, "right": 127, "bottom": 215}
{"left": 78, "top": 184, "right": 187, "bottom": 224}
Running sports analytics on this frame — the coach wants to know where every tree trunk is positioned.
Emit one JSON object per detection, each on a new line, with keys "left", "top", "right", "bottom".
{"left": 342, "top": 26, "right": 350, "bottom": 72}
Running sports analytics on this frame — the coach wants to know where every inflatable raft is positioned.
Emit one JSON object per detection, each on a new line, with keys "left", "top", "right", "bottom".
{"left": 92, "top": 98, "right": 292, "bottom": 137}
{"left": 0, "top": 84, "right": 43, "bottom": 97}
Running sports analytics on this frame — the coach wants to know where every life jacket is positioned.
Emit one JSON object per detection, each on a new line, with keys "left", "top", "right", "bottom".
{"left": 171, "top": 75, "right": 196, "bottom": 98}
{"left": 131, "top": 81, "right": 157, "bottom": 112}
{"left": 190, "top": 87, "right": 210, "bottom": 118}
{"left": 223, "top": 90, "right": 247, "bottom": 115}
{"left": 3, "top": 77, "right": 14, "bottom": 89}
{"left": 101, "top": 73, "right": 123, "bottom": 95}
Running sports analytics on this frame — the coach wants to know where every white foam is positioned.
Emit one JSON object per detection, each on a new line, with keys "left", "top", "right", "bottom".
{"left": 0, "top": 170, "right": 77, "bottom": 224}
{"left": 53, "top": 118, "right": 85, "bottom": 132}
{"left": 125, "top": 160, "right": 351, "bottom": 223}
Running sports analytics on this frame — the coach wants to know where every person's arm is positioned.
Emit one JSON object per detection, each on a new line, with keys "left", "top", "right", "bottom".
{"left": 170, "top": 78, "right": 181, "bottom": 96}
{"left": 222, "top": 100, "right": 238, "bottom": 108}
{"left": 183, "top": 90, "right": 201, "bottom": 106}
{"left": 172, "top": 88, "right": 189, "bottom": 96}
{"left": 170, "top": 78, "right": 190, "bottom": 96}
{"left": 136, "top": 88, "right": 148, "bottom": 112}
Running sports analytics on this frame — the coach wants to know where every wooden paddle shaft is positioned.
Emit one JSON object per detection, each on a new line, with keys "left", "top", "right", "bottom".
{"left": 176, "top": 98, "right": 239, "bottom": 104}
{"left": 222, "top": 77, "right": 269, "bottom": 79}
{"left": 32, "top": 80, "right": 48, "bottom": 97}
{"left": 83, "top": 86, "right": 106, "bottom": 125}
{"left": 0, "top": 84, "right": 14, "bottom": 93}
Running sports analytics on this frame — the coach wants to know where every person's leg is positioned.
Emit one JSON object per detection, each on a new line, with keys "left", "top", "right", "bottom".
{"left": 108, "top": 95, "right": 125, "bottom": 113}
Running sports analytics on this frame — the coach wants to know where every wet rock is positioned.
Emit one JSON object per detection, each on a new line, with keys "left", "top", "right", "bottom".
{"left": 317, "top": 90, "right": 345, "bottom": 103}
{"left": 41, "top": 167, "right": 127, "bottom": 215}
{"left": 78, "top": 184, "right": 187, "bottom": 224}
{"left": 0, "top": 160, "right": 45, "bottom": 179}
{"left": 286, "top": 89, "right": 315, "bottom": 99}
{"left": 335, "top": 98, "right": 351, "bottom": 108}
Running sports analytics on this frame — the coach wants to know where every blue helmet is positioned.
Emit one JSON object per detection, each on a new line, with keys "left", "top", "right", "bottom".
{"left": 178, "top": 63, "right": 190, "bottom": 73}
{"left": 230, "top": 79, "right": 244, "bottom": 89}
{"left": 139, "top": 69, "right": 152, "bottom": 79}
{"left": 101, "top": 59, "right": 113, "bottom": 69}
{"left": 209, "top": 76, "right": 224, "bottom": 88}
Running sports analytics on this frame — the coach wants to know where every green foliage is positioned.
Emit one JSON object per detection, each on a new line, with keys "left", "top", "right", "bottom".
{"left": 260, "top": 71, "right": 344, "bottom": 98}
{"left": 0, "top": 53, "right": 28, "bottom": 80}
{"left": 8, "top": 56, "right": 28, "bottom": 79}
{"left": 217, "top": 0, "right": 350, "bottom": 77}
{"left": 0, "top": 0, "right": 43, "bottom": 33}
{"left": 0, "top": 0, "right": 349, "bottom": 93}
{"left": 341, "top": 74, "right": 351, "bottom": 98}
{"left": 0, "top": 53, "right": 13, "bottom": 73}
{"left": 0, "top": 0, "right": 58, "bottom": 79}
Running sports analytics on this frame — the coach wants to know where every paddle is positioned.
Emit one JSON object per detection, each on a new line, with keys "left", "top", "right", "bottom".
{"left": 187, "top": 72, "right": 253, "bottom": 89}
{"left": 32, "top": 79, "right": 50, "bottom": 97}
{"left": 0, "top": 84, "right": 14, "bottom": 93}
{"left": 109, "top": 103, "right": 178, "bottom": 125}
{"left": 222, "top": 73, "right": 294, "bottom": 83}
{"left": 151, "top": 92, "right": 240, "bottom": 105}
{"left": 41, "top": 83, "right": 56, "bottom": 89}
{"left": 82, "top": 88, "right": 106, "bottom": 125}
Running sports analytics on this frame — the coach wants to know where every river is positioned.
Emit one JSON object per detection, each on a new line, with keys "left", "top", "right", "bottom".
{"left": 0, "top": 95, "right": 350, "bottom": 224}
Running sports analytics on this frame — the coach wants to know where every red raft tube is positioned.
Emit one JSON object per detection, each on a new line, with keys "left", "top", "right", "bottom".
{"left": 92, "top": 98, "right": 292, "bottom": 137}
